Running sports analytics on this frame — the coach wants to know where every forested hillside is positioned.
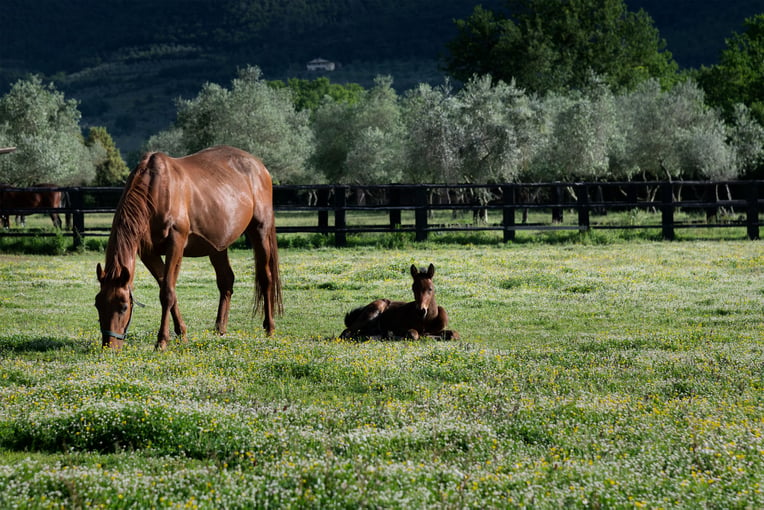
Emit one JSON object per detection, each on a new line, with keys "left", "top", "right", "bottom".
{"left": 1, "top": 0, "right": 503, "bottom": 76}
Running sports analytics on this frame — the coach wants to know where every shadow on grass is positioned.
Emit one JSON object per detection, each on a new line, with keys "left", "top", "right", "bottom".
{"left": 0, "top": 335, "right": 88, "bottom": 354}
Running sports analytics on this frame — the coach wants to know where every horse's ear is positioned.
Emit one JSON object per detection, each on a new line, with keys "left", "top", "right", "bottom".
{"left": 410, "top": 264, "right": 418, "bottom": 278}
{"left": 427, "top": 263, "right": 435, "bottom": 278}
{"left": 96, "top": 263, "right": 105, "bottom": 283}
{"left": 118, "top": 267, "right": 131, "bottom": 287}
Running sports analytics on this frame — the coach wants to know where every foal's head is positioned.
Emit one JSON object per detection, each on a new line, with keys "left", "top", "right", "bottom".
{"left": 411, "top": 263, "right": 436, "bottom": 318}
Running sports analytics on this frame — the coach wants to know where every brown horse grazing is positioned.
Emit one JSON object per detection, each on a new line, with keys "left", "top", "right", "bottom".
{"left": 95, "top": 145, "right": 282, "bottom": 350}
{"left": 341, "top": 264, "right": 459, "bottom": 340}
{"left": 0, "top": 184, "right": 68, "bottom": 229}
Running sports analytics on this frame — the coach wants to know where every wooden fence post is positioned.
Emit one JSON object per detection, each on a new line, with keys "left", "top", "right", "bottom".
{"left": 415, "top": 186, "right": 428, "bottom": 242}
{"left": 389, "top": 186, "right": 402, "bottom": 229}
{"left": 552, "top": 183, "right": 564, "bottom": 223}
{"left": 334, "top": 185, "right": 347, "bottom": 247}
{"left": 746, "top": 182, "right": 760, "bottom": 240}
{"left": 661, "top": 182, "right": 675, "bottom": 241}
{"left": 577, "top": 183, "right": 590, "bottom": 233}
{"left": 69, "top": 187, "right": 85, "bottom": 249}
{"left": 502, "top": 184, "right": 516, "bottom": 242}
{"left": 317, "top": 187, "right": 330, "bottom": 235}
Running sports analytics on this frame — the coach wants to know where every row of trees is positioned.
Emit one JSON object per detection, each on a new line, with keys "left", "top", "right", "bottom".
{"left": 143, "top": 66, "right": 763, "bottom": 185}
{"left": 2, "top": 66, "right": 763, "bottom": 187}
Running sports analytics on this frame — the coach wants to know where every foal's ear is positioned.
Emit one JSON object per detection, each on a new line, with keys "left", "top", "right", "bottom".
{"left": 410, "top": 264, "right": 418, "bottom": 278}
{"left": 96, "top": 263, "right": 105, "bottom": 283}
{"left": 427, "top": 263, "right": 435, "bottom": 278}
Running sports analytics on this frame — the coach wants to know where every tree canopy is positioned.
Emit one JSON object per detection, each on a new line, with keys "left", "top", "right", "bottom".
{"left": 146, "top": 66, "right": 315, "bottom": 184}
{"left": 445, "top": 0, "right": 678, "bottom": 94}
{"left": 0, "top": 76, "right": 98, "bottom": 185}
{"left": 697, "top": 14, "right": 764, "bottom": 125}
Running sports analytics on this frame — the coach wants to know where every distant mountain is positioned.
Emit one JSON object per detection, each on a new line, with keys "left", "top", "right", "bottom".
{"left": 1, "top": 0, "right": 761, "bottom": 155}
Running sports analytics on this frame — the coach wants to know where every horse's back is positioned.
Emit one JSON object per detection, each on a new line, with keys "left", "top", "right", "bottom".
{"left": 181, "top": 146, "right": 268, "bottom": 179}
{"left": 144, "top": 146, "right": 272, "bottom": 209}
{"left": 138, "top": 146, "right": 274, "bottom": 253}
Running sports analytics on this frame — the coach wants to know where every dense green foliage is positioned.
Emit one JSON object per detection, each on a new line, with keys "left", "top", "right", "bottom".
{"left": 445, "top": 0, "right": 678, "bottom": 94}
{"left": 268, "top": 77, "right": 365, "bottom": 112}
{"left": 86, "top": 127, "right": 130, "bottom": 186}
{"left": 698, "top": 14, "right": 764, "bottom": 126}
{"left": 0, "top": 243, "right": 762, "bottom": 507}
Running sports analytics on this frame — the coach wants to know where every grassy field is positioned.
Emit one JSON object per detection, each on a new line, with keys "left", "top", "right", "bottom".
{"left": 0, "top": 241, "right": 762, "bottom": 508}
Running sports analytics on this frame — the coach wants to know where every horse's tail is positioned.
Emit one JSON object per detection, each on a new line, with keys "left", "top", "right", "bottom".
{"left": 268, "top": 221, "right": 283, "bottom": 316}
{"left": 255, "top": 221, "right": 283, "bottom": 317}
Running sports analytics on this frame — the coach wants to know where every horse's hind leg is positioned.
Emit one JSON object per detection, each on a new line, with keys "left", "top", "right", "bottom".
{"left": 50, "top": 212, "right": 62, "bottom": 229}
{"left": 246, "top": 222, "right": 277, "bottom": 335}
{"left": 210, "top": 250, "right": 235, "bottom": 335}
{"left": 341, "top": 299, "right": 389, "bottom": 339}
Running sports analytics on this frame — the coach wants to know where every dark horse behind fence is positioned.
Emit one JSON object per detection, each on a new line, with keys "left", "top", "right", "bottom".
{"left": 341, "top": 263, "right": 459, "bottom": 340}
{"left": 0, "top": 184, "right": 69, "bottom": 229}
{"left": 95, "top": 145, "right": 282, "bottom": 350}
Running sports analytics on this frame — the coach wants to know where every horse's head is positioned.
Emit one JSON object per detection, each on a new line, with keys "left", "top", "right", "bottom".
{"left": 95, "top": 263, "right": 134, "bottom": 349}
{"left": 411, "top": 263, "right": 436, "bottom": 319}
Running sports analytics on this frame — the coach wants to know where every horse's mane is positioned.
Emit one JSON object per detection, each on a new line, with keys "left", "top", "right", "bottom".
{"left": 104, "top": 155, "right": 156, "bottom": 279}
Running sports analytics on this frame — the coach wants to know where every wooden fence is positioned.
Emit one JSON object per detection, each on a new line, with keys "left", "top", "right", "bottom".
{"left": 0, "top": 181, "right": 761, "bottom": 248}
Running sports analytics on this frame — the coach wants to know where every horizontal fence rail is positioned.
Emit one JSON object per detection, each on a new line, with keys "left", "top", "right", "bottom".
{"left": 0, "top": 181, "right": 761, "bottom": 248}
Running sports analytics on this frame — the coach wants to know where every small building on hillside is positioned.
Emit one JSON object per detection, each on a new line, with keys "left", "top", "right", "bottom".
{"left": 306, "top": 58, "right": 336, "bottom": 72}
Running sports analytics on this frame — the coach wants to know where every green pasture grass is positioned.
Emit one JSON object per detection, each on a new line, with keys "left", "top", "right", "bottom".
{"left": 0, "top": 242, "right": 762, "bottom": 508}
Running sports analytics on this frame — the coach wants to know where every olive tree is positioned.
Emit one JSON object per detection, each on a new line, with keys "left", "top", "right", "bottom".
{"left": 531, "top": 80, "right": 620, "bottom": 182}
{"left": 401, "top": 82, "right": 463, "bottom": 183}
{"left": 0, "top": 76, "right": 97, "bottom": 185}
{"left": 611, "top": 79, "right": 737, "bottom": 181}
{"left": 454, "top": 75, "right": 539, "bottom": 184}
{"left": 147, "top": 66, "right": 315, "bottom": 184}
{"left": 727, "top": 103, "right": 764, "bottom": 179}
{"left": 311, "top": 76, "right": 406, "bottom": 184}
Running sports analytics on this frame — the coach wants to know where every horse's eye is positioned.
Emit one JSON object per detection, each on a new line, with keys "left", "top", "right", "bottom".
{"left": 119, "top": 304, "right": 129, "bottom": 314}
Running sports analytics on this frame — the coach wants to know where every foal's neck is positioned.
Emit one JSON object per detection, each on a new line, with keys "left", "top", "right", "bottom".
{"left": 425, "top": 294, "right": 438, "bottom": 320}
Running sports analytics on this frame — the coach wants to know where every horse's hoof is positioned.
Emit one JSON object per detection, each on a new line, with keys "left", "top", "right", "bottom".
{"left": 442, "top": 330, "right": 459, "bottom": 341}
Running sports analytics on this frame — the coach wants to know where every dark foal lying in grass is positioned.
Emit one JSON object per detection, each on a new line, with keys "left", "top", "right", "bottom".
{"left": 340, "top": 263, "right": 459, "bottom": 340}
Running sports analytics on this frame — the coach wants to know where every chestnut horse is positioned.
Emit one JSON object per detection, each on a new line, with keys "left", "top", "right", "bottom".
{"left": 0, "top": 184, "right": 68, "bottom": 229}
{"left": 95, "top": 146, "right": 282, "bottom": 350}
{"left": 341, "top": 264, "right": 459, "bottom": 340}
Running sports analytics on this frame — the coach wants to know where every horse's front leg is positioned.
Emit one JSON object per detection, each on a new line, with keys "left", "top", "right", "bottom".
{"left": 157, "top": 243, "right": 186, "bottom": 350}
{"left": 422, "top": 306, "right": 454, "bottom": 340}
{"left": 141, "top": 252, "right": 187, "bottom": 345}
{"left": 142, "top": 249, "right": 187, "bottom": 350}
{"left": 210, "top": 250, "right": 235, "bottom": 335}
